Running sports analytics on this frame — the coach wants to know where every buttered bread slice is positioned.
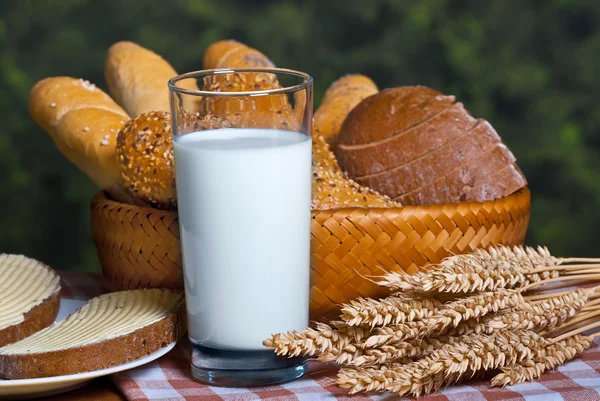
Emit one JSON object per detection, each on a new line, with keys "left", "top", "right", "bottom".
{"left": 0, "top": 254, "right": 60, "bottom": 347}
{"left": 0, "top": 289, "right": 185, "bottom": 379}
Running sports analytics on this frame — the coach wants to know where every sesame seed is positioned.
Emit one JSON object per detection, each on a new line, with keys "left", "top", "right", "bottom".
{"left": 50, "top": 102, "right": 56, "bottom": 108}
{"left": 83, "top": 127, "right": 89, "bottom": 132}
{"left": 100, "top": 128, "right": 104, "bottom": 132}
{"left": 110, "top": 129, "right": 115, "bottom": 132}
{"left": 100, "top": 139, "right": 109, "bottom": 146}
{"left": 103, "top": 134, "right": 110, "bottom": 139}
{"left": 120, "top": 121, "right": 125, "bottom": 124}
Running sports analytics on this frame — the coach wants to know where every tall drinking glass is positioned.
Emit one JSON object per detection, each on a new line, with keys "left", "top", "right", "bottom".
{"left": 168, "top": 69, "right": 313, "bottom": 386}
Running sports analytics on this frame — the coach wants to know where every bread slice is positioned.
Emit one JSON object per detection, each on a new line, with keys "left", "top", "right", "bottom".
{"left": 0, "top": 289, "right": 185, "bottom": 379}
{"left": 396, "top": 144, "right": 524, "bottom": 205}
{"left": 0, "top": 254, "right": 60, "bottom": 348}
{"left": 354, "top": 120, "right": 501, "bottom": 197}
{"left": 336, "top": 102, "right": 476, "bottom": 177}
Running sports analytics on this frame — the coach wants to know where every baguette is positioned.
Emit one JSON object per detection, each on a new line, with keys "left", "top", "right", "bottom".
{"left": 105, "top": 41, "right": 198, "bottom": 117}
{"left": 201, "top": 40, "right": 299, "bottom": 130}
{"left": 29, "top": 77, "right": 135, "bottom": 203}
{"left": 0, "top": 289, "right": 185, "bottom": 379}
{"left": 313, "top": 74, "right": 378, "bottom": 146}
{"left": 0, "top": 254, "right": 60, "bottom": 348}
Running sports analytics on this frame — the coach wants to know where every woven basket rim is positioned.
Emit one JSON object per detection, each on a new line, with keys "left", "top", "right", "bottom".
{"left": 92, "top": 187, "right": 530, "bottom": 214}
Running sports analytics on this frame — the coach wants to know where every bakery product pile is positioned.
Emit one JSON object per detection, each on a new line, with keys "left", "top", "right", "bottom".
{"left": 29, "top": 39, "right": 526, "bottom": 211}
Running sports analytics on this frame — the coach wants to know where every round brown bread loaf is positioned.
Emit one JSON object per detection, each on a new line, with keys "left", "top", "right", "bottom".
{"left": 395, "top": 144, "right": 521, "bottom": 205}
{"left": 336, "top": 86, "right": 456, "bottom": 147}
{"left": 353, "top": 119, "right": 501, "bottom": 198}
{"left": 336, "top": 102, "right": 475, "bottom": 177}
{"left": 336, "top": 85, "right": 527, "bottom": 205}
{"left": 117, "top": 111, "right": 176, "bottom": 210}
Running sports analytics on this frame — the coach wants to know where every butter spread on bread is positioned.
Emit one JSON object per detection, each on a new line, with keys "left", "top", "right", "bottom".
{"left": 0, "top": 289, "right": 185, "bottom": 379}
{"left": 0, "top": 254, "right": 60, "bottom": 347}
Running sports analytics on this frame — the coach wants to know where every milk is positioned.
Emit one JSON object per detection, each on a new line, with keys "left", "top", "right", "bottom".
{"left": 174, "top": 128, "right": 312, "bottom": 351}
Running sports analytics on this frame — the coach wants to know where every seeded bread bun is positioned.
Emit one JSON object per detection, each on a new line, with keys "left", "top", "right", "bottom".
{"left": 311, "top": 133, "right": 400, "bottom": 210}
{"left": 117, "top": 111, "right": 176, "bottom": 209}
{"left": 105, "top": 41, "right": 198, "bottom": 117}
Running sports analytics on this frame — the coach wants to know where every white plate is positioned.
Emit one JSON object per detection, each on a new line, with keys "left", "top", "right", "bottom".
{"left": 0, "top": 298, "right": 177, "bottom": 400}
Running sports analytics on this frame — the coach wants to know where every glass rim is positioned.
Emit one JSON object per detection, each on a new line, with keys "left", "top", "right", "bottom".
{"left": 168, "top": 67, "right": 313, "bottom": 97}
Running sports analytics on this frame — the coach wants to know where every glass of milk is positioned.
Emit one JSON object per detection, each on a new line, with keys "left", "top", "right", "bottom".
{"left": 168, "top": 69, "right": 313, "bottom": 386}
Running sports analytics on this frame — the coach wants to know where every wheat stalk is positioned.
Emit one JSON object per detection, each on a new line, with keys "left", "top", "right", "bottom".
{"left": 444, "top": 288, "right": 590, "bottom": 339}
{"left": 491, "top": 334, "right": 591, "bottom": 387}
{"left": 375, "top": 245, "right": 560, "bottom": 293}
{"left": 338, "top": 329, "right": 544, "bottom": 396}
{"left": 361, "top": 289, "right": 523, "bottom": 348}
{"left": 350, "top": 336, "right": 460, "bottom": 367}
{"left": 340, "top": 295, "right": 441, "bottom": 328}
{"left": 263, "top": 322, "right": 369, "bottom": 358}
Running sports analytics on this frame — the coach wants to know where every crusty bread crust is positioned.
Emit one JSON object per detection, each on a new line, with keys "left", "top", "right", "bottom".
{"left": 28, "top": 77, "right": 138, "bottom": 204}
{"left": 335, "top": 102, "right": 475, "bottom": 177}
{"left": 396, "top": 144, "right": 523, "bottom": 205}
{"left": 336, "top": 86, "right": 455, "bottom": 147}
{"left": 105, "top": 41, "right": 198, "bottom": 117}
{"left": 354, "top": 119, "right": 501, "bottom": 197}
{"left": 0, "top": 297, "right": 185, "bottom": 379}
{"left": 0, "top": 289, "right": 60, "bottom": 348}
{"left": 313, "top": 74, "right": 378, "bottom": 146}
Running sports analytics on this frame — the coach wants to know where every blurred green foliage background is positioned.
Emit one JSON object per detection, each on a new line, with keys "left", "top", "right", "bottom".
{"left": 1, "top": 0, "right": 599, "bottom": 271}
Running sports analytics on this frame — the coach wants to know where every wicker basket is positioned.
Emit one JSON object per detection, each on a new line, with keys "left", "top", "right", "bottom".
{"left": 91, "top": 188, "right": 530, "bottom": 318}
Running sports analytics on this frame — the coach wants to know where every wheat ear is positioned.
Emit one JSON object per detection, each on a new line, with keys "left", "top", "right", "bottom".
{"left": 444, "top": 288, "right": 590, "bottom": 338}
{"left": 362, "top": 289, "right": 523, "bottom": 348}
{"left": 338, "top": 329, "right": 544, "bottom": 396}
{"left": 340, "top": 295, "right": 441, "bottom": 327}
{"left": 375, "top": 245, "right": 559, "bottom": 293}
{"left": 350, "top": 336, "right": 460, "bottom": 367}
{"left": 263, "top": 322, "right": 369, "bottom": 358}
{"left": 491, "top": 334, "right": 591, "bottom": 387}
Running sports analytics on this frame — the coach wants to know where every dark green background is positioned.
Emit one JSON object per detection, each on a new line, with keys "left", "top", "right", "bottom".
{"left": 2, "top": 0, "right": 599, "bottom": 271}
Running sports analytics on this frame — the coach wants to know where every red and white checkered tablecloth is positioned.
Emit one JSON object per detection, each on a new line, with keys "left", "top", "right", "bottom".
{"left": 61, "top": 271, "right": 600, "bottom": 401}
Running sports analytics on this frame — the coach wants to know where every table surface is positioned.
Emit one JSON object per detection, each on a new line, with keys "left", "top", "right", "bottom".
{"left": 38, "top": 378, "right": 125, "bottom": 401}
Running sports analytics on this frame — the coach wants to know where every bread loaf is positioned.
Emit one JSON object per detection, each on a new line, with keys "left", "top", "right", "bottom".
{"left": 201, "top": 40, "right": 299, "bottom": 130}
{"left": 0, "top": 254, "right": 60, "bottom": 348}
{"left": 105, "top": 41, "right": 198, "bottom": 117}
{"left": 336, "top": 85, "right": 527, "bottom": 205}
{"left": 0, "top": 289, "right": 185, "bottom": 379}
{"left": 336, "top": 86, "right": 455, "bottom": 146}
{"left": 395, "top": 144, "right": 519, "bottom": 205}
{"left": 313, "top": 74, "right": 378, "bottom": 146}
{"left": 354, "top": 119, "right": 501, "bottom": 197}
{"left": 117, "top": 111, "right": 176, "bottom": 209}
{"left": 336, "top": 102, "right": 476, "bottom": 177}
{"left": 29, "top": 77, "right": 136, "bottom": 204}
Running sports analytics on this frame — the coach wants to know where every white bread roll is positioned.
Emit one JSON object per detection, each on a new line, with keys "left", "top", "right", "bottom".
{"left": 105, "top": 41, "right": 198, "bottom": 117}
{"left": 29, "top": 76, "right": 136, "bottom": 203}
